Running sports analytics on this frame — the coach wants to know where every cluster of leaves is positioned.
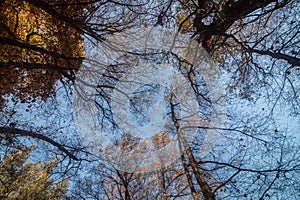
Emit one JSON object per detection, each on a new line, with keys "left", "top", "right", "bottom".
{"left": 0, "top": 145, "right": 69, "bottom": 200}
{"left": 0, "top": 0, "right": 85, "bottom": 103}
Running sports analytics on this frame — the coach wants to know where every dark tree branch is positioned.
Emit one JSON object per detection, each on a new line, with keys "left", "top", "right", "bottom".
{"left": 248, "top": 48, "right": 300, "bottom": 66}
{"left": 0, "top": 126, "right": 79, "bottom": 160}
{"left": 0, "top": 36, "right": 85, "bottom": 60}
{"left": 198, "top": 160, "right": 300, "bottom": 174}
{"left": 225, "top": 33, "right": 300, "bottom": 66}
{"left": 213, "top": 170, "right": 241, "bottom": 194}
{"left": 194, "top": 0, "right": 290, "bottom": 43}
{"left": 0, "top": 61, "right": 76, "bottom": 80}
{"left": 24, "top": 0, "right": 105, "bottom": 42}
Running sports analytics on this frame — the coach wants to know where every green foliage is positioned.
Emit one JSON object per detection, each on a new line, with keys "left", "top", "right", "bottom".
{"left": 0, "top": 145, "right": 69, "bottom": 200}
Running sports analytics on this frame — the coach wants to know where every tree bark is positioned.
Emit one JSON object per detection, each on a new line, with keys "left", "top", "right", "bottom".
{"left": 179, "top": 141, "right": 200, "bottom": 200}
{"left": 169, "top": 95, "right": 215, "bottom": 200}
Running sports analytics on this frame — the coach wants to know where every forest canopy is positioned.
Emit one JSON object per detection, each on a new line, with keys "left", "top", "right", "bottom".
{"left": 0, "top": 0, "right": 85, "bottom": 103}
{"left": 0, "top": 0, "right": 299, "bottom": 200}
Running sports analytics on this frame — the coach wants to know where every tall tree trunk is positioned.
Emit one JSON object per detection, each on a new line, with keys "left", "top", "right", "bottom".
{"left": 161, "top": 168, "right": 167, "bottom": 200}
{"left": 170, "top": 95, "right": 215, "bottom": 200}
{"left": 179, "top": 140, "right": 200, "bottom": 200}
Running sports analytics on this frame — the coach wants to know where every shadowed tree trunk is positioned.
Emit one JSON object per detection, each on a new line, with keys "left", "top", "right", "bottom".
{"left": 169, "top": 94, "right": 215, "bottom": 200}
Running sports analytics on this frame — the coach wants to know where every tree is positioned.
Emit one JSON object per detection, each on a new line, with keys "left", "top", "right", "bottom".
{"left": 71, "top": 133, "right": 197, "bottom": 200}
{"left": 174, "top": 0, "right": 300, "bottom": 94}
{"left": 0, "top": 145, "right": 69, "bottom": 200}
{"left": 0, "top": 0, "right": 85, "bottom": 103}
{"left": 72, "top": 1, "right": 299, "bottom": 199}
{"left": 0, "top": 0, "right": 299, "bottom": 200}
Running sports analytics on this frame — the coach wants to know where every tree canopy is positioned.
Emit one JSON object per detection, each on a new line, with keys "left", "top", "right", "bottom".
{"left": 0, "top": 0, "right": 85, "bottom": 103}
{"left": 0, "top": 145, "right": 69, "bottom": 200}
{"left": 0, "top": 0, "right": 299, "bottom": 200}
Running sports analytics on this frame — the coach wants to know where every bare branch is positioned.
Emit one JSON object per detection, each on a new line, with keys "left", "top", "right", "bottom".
{"left": 0, "top": 126, "right": 79, "bottom": 160}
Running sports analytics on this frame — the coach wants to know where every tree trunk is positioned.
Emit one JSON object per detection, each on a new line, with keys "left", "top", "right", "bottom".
{"left": 169, "top": 95, "right": 215, "bottom": 200}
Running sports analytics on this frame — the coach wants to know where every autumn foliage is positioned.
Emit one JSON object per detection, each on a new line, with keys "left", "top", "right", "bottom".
{"left": 0, "top": 0, "right": 85, "bottom": 102}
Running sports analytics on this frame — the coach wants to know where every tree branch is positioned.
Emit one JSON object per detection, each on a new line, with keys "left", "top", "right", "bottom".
{"left": 0, "top": 126, "right": 79, "bottom": 160}
{"left": 0, "top": 36, "right": 84, "bottom": 60}
{"left": 0, "top": 61, "right": 76, "bottom": 80}
{"left": 24, "top": 0, "right": 104, "bottom": 42}
{"left": 194, "top": 0, "right": 290, "bottom": 43}
{"left": 248, "top": 48, "right": 300, "bottom": 66}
